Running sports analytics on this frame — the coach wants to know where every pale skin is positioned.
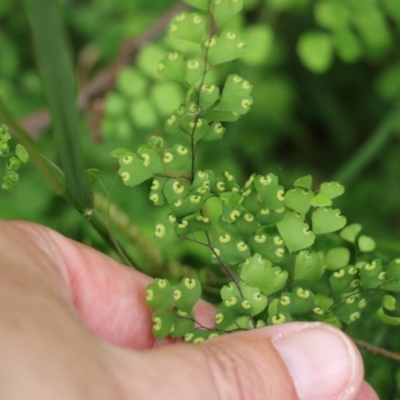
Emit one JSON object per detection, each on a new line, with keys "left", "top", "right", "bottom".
{"left": 0, "top": 220, "right": 379, "bottom": 399}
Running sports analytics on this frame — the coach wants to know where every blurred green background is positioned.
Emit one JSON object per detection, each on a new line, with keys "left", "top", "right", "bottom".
{"left": 1, "top": 0, "right": 400, "bottom": 397}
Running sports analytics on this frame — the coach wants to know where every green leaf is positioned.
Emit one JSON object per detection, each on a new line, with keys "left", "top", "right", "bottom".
{"left": 376, "top": 307, "right": 400, "bottom": 326}
{"left": 314, "top": 294, "right": 334, "bottom": 313}
{"left": 325, "top": 247, "right": 350, "bottom": 270}
{"left": 191, "top": 118, "right": 210, "bottom": 142}
{"left": 162, "top": 144, "right": 191, "bottom": 172}
{"left": 183, "top": 0, "right": 208, "bottom": 10}
{"left": 170, "top": 193, "right": 207, "bottom": 218}
{"left": 169, "top": 309, "right": 195, "bottom": 338}
{"left": 191, "top": 169, "right": 214, "bottom": 190}
{"left": 377, "top": 295, "right": 400, "bottom": 325}
{"left": 332, "top": 29, "right": 363, "bottom": 63}
{"left": 382, "top": 294, "right": 396, "bottom": 311}
{"left": 284, "top": 188, "right": 313, "bottom": 215}
{"left": 322, "top": 314, "right": 343, "bottom": 329}
{"left": 359, "top": 259, "right": 386, "bottom": 289}
{"left": 276, "top": 212, "right": 315, "bottom": 253}
{"left": 104, "top": 93, "right": 126, "bottom": 117}
{"left": 206, "top": 30, "right": 246, "bottom": 65}
{"left": 294, "top": 175, "right": 312, "bottom": 190}
{"left": 149, "top": 177, "right": 168, "bottom": 206}
{"left": 212, "top": 0, "right": 244, "bottom": 26}
{"left": 310, "top": 193, "right": 332, "bottom": 207}
{"left": 221, "top": 281, "right": 268, "bottom": 317}
{"left": 240, "top": 254, "right": 288, "bottom": 296}
{"left": 152, "top": 309, "right": 175, "bottom": 339}
{"left": 184, "top": 329, "right": 222, "bottom": 343}
{"left": 353, "top": 6, "right": 391, "bottom": 52}
{"left": 383, "top": 258, "right": 400, "bottom": 292}
{"left": 184, "top": 58, "right": 205, "bottom": 87}
{"left": 241, "top": 179, "right": 258, "bottom": 209}
{"left": 199, "top": 84, "right": 220, "bottom": 110}
{"left": 152, "top": 80, "right": 182, "bottom": 117}
{"left": 221, "top": 282, "right": 241, "bottom": 300}
{"left": 332, "top": 294, "right": 366, "bottom": 324}
{"left": 242, "top": 25, "right": 274, "bottom": 66}
{"left": 173, "top": 278, "right": 202, "bottom": 311}
{"left": 110, "top": 148, "right": 132, "bottom": 158}
{"left": 329, "top": 265, "right": 360, "bottom": 294}
{"left": 278, "top": 287, "right": 315, "bottom": 316}
{"left": 175, "top": 213, "right": 211, "bottom": 236}
{"left": 129, "top": 98, "right": 157, "bottom": 129}
{"left": 242, "top": 183, "right": 286, "bottom": 225}
{"left": 118, "top": 152, "right": 153, "bottom": 187}
{"left": 211, "top": 171, "right": 240, "bottom": 194}
{"left": 154, "top": 214, "right": 179, "bottom": 245}
{"left": 15, "top": 144, "right": 29, "bottom": 163}
{"left": 340, "top": 223, "right": 362, "bottom": 244}
{"left": 213, "top": 74, "right": 253, "bottom": 115}
{"left": 230, "top": 315, "right": 255, "bottom": 330}
{"left": 212, "top": 235, "right": 251, "bottom": 265}
{"left": 293, "top": 251, "right": 325, "bottom": 280}
{"left": 254, "top": 173, "right": 285, "bottom": 210}
{"left": 240, "top": 284, "right": 268, "bottom": 316}
{"left": 165, "top": 106, "right": 184, "bottom": 134}
{"left": 201, "top": 122, "right": 226, "bottom": 141}
{"left": 146, "top": 279, "right": 174, "bottom": 310}
{"left": 311, "top": 207, "right": 347, "bottom": 235}
{"left": 116, "top": 68, "right": 148, "bottom": 99}
{"left": 138, "top": 44, "right": 166, "bottom": 80}
{"left": 157, "top": 52, "right": 185, "bottom": 81}
{"left": 214, "top": 309, "right": 241, "bottom": 330}
{"left": 215, "top": 296, "right": 253, "bottom": 330}
{"left": 297, "top": 31, "right": 333, "bottom": 73}
{"left": 146, "top": 136, "right": 165, "bottom": 150}
{"left": 22, "top": 0, "right": 92, "bottom": 210}
{"left": 163, "top": 178, "right": 189, "bottom": 205}
{"left": 256, "top": 206, "right": 286, "bottom": 225}
{"left": 219, "top": 210, "right": 258, "bottom": 239}
{"left": 358, "top": 235, "right": 376, "bottom": 252}
{"left": 267, "top": 311, "right": 293, "bottom": 325}
{"left": 381, "top": 0, "right": 400, "bottom": 26}
{"left": 314, "top": 1, "right": 350, "bottom": 31}
{"left": 319, "top": 181, "right": 345, "bottom": 199}
{"left": 0, "top": 125, "right": 11, "bottom": 147}
{"left": 170, "top": 12, "right": 208, "bottom": 44}
{"left": 137, "top": 148, "right": 164, "bottom": 175}
{"left": 7, "top": 156, "right": 20, "bottom": 172}
{"left": 204, "top": 109, "right": 241, "bottom": 122}
{"left": 248, "top": 233, "right": 285, "bottom": 263}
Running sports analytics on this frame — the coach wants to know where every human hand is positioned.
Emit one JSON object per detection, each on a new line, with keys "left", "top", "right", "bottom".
{"left": 0, "top": 220, "right": 379, "bottom": 399}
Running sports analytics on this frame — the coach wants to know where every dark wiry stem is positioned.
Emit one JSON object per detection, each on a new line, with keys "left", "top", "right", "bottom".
{"left": 182, "top": 1, "right": 256, "bottom": 330}
{"left": 353, "top": 338, "right": 400, "bottom": 361}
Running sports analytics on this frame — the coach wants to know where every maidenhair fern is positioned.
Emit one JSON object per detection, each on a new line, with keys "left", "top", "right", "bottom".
{"left": 0, "top": 124, "right": 29, "bottom": 191}
{"left": 112, "top": 0, "right": 400, "bottom": 344}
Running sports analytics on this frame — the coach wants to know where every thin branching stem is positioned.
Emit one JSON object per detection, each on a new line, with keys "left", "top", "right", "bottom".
{"left": 353, "top": 338, "right": 400, "bottom": 362}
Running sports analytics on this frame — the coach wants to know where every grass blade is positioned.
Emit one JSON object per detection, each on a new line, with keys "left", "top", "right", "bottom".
{"left": 333, "top": 97, "right": 400, "bottom": 185}
{"left": 22, "top": 0, "right": 92, "bottom": 211}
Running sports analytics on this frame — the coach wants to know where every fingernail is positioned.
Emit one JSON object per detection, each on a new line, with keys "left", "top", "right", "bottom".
{"left": 273, "top": 325, "right": 359, "bottom": 400}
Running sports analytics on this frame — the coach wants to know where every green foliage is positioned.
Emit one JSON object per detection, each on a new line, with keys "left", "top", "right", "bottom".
{"left": 22, "top": 0, "right": 93, "bottom": 210}
{"left": 0, "top": 125, "right": 29, "bottom": 190}
{"left": 2, "top": 0, "right": 400, "bottom": 396}
{"left": 110, "top": 0, "right": 400, "bottom": 346}
{"left": 297, "top": 0, "right": 396, "bottom": 72}
{"left": 146, "top": 277, "right": 201, "bottom": 339}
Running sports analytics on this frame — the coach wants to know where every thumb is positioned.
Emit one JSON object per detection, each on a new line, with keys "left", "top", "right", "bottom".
{"left": 107, "top": 322, "right": 376, "bottom": 400}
